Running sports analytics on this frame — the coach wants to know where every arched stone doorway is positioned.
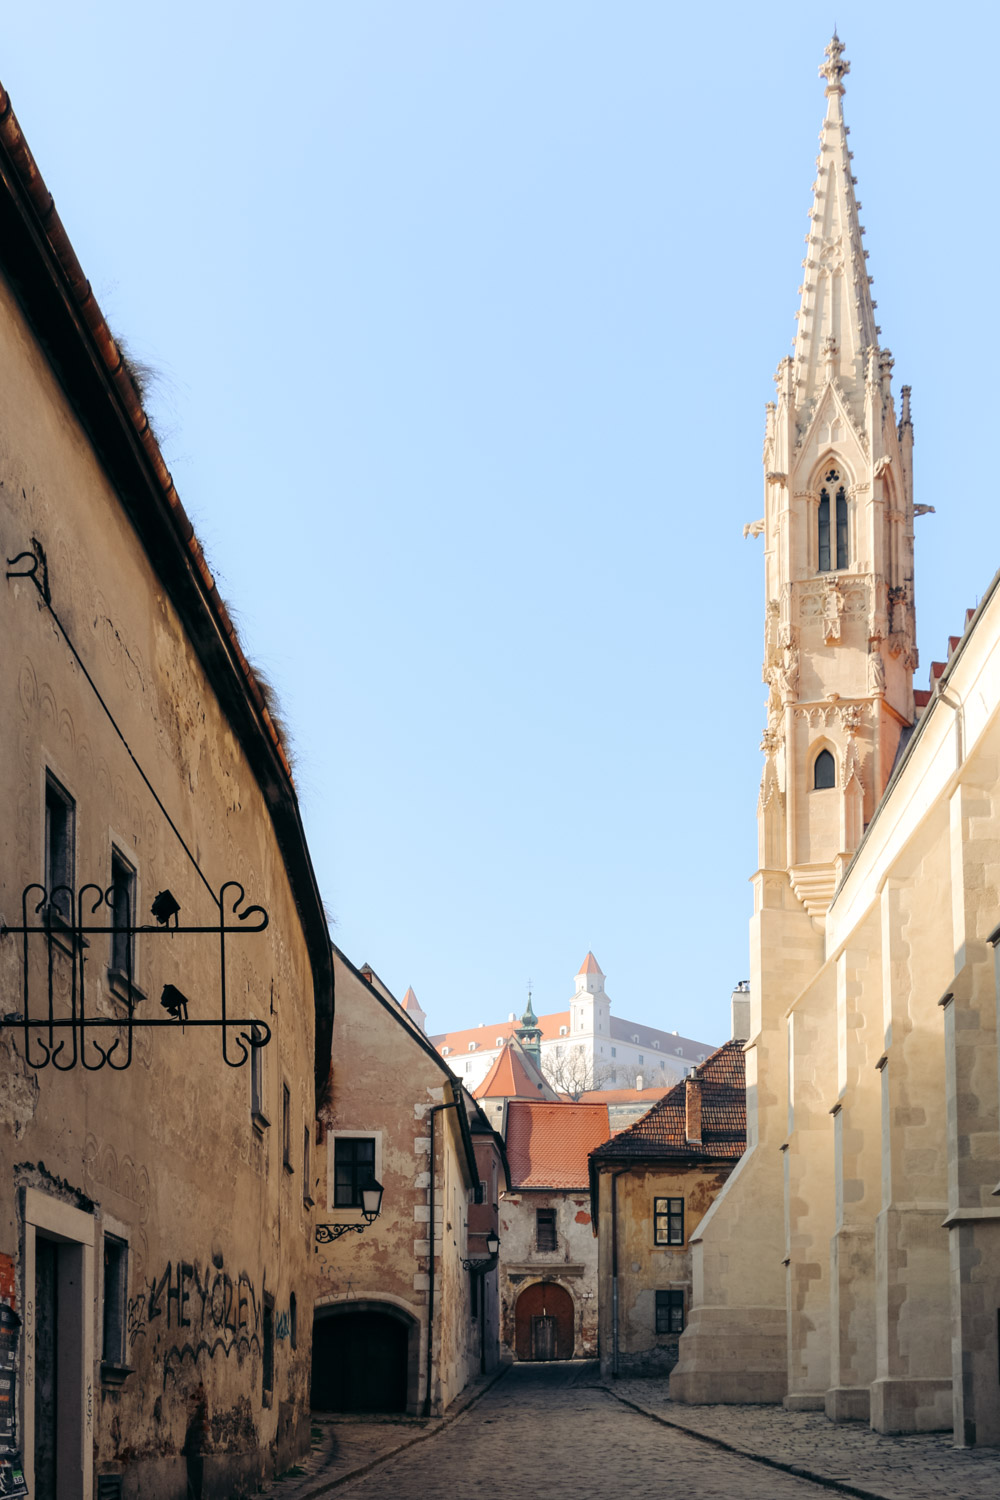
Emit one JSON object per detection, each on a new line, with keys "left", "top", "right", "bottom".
{"left": 514, "top": 1282, "right": 575, "bottom": 1361}
{"left": 311, "top": 1301, "right": 420, "bottom": 1413}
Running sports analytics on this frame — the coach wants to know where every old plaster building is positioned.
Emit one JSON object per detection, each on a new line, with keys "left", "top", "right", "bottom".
{"left": 672, "top": 37, "right": 1000, "bottom": 1448}
{"left": 312, "top": 950, "right": 501, "bottom": 1416}
{"left": 431, "top": 954, "right": 714, "bottom": 1094}
{"left": 0, "top": 79, "right": 333, "bottom": 1499}
{"left": 589, "top": 1041, "right": 745, "bottom": 1378}
{"left": 498, "top": 1101, "right": 609, "bottom": 1362}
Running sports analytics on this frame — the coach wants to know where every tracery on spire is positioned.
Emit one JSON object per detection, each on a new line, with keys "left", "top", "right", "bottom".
{"left": 819, "top": 33, "right": 850, "bottom": 89}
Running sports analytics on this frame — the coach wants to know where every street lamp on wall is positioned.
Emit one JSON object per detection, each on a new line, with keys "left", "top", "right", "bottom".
{"left": 461, "top": 1232, "right": 500, "bottom": 1273}
{"left": 315, "top": 1178, "right": 384, "bottom": 1245}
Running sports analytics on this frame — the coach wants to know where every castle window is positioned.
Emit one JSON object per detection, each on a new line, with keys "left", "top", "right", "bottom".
{"left": 496, "top": 1037, "right": 504, "bottom": 1046}
{"left": 818, "top": 468, "right": 849, "bottom": 571}
{"left": 559, "top": 1026, "right": 568, "bottom": 1036}
{"left": 814, "top": 749, "right": 836, "bottom": 790}
{"left": 468, "top": 1042, "right": 476, "bottom": 1051}
{"left": 442, "top": 1046, "right": 450, "bottom": 1056}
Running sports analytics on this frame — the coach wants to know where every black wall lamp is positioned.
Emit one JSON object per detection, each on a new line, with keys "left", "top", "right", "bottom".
{"left": 315, "top": 1178, "right": 384, "bottom": 1245}
{"left": 462, "top": 1232, "right": 500, "bottom": 1273}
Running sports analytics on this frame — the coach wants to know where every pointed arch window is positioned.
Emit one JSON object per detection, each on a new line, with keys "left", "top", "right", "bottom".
{"left": 813, "top": 748, "right": 836, "bottom": 790}
{"left": 818, "top": 468, "right": 849, "bottom": 571}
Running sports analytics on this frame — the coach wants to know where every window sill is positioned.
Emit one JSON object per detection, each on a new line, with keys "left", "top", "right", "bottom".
{"left": 43, "top": 908, "right": 88, "bottom": 957}
{"left": 303, "top": 1196, "right": 315, "bottom": 1209}
{"left": 283, "top": 1160, "right": 294, "bottom": 1175}
{"left": 107, "top": 968, "right": 146, "bottom": 1007}
{"left": 262, "top": 1390, "right": 272, "bottom": 1410}
{"left": 252, "top": 1111, "right": 271, "bottom": 1138}
{"left": 101, "top": 1361, "right": 134, "bottom": 1387}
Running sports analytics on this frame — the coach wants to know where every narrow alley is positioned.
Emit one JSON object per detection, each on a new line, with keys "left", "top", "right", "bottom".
{"left": 262, "top": 1363, "right": 1000, "bottom": 1500}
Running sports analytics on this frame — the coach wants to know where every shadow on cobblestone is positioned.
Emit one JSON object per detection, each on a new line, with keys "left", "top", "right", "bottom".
{"left": 257, "top": 1363, "right": 1000, "bottom": 1500}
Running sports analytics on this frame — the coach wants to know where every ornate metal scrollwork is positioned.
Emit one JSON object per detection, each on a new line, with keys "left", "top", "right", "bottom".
{"left": 0, "top": 880, "right": 271, "bottom": 1073}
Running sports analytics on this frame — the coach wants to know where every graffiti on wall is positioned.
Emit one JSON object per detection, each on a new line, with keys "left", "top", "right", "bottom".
{"left": 146, "top": 1256, "right": 263, "bottom": 1385}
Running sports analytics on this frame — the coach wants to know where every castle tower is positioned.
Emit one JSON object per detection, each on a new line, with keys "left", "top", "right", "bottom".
{"left": 757, "top": 31, "right": 916, "bottom": 917}
{"left": 400, "top": 985, "right": 427, "bottom": 1034}
{"left": 672, "top": 37, "right": 916, "bottom": 1408}
{"left": 571, "top": 951, "right": 609, "bottom": 1038}
{"left": 515, "top": 994, "right": 542, "bottom": 1064}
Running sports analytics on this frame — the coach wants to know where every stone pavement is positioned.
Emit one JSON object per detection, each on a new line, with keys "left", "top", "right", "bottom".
{"left": 255, "top": 1364, "right": 508, "bottom": 1498}
{"left": 257, "top": 1362, "right": 1000, "bottom": 1500}
{"left": 610, "top": 1378, "right": 1000, "bottom": 1500}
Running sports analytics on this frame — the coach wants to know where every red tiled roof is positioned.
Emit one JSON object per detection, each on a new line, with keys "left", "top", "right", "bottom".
{"left": 506, "top": 1101, "right": 611, "bottom": 1189}
{"left": 474, "top": 1041, "right": 559, "bottom": 1101}
{"left": 577, "top": 951, "right": 603, "bottom": 976}
{"left": 429, "top": 1011, "right": 715, "bottom": 1059}
{"left": 401, "top": 986, "right": 422, "bottom": 1012}
{"left": 575, "top": 1086, "right": 671, "bottom": 1105}
{"left": 430, "top": 1012, "right": 571, "bottom": 1053}
{"left": 591, "top": 1040, "right": 746, "bottom": 1161}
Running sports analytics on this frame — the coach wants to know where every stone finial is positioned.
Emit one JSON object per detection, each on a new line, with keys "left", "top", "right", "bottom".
{"left": 819, "top": 32, "right": 850, "bottom": 89}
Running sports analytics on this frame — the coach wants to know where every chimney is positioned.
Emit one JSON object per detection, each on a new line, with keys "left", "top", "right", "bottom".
{"left": 685, "top": 1077, "right": 702, "bottom": 1146}
{"left": 731, "top": 980, "right": 751, "bottom": 1042}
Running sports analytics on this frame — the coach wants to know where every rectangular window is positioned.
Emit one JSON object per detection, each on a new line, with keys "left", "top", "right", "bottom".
{"left": 654, "top": 1197, "right": 685, "bottom": 1246}
{"left": 611, "top": 1047, "right": 616, "bottom": 1058}
{"left": 102, "top": 1234, "right": 128, "bottom": 1366}
{"left": 536, "top": 1207, "right": 557, "bottom": 1252}
{"left": 251, "top": 1026, "right": 268, "bottom": 1129}
{"left": 303, "top": 1125, "right": 312, "bottom": 1204}
{"left": 109, "top": 848, "right": 136, "bottom": 979}
{"left": 282, "top": 1084, "right": 292, "bottom": 1171}
{"left": 44, "top": 773, "right": 75, "bottom": 920}
{"left": 334, "top": 1137, "right": 376, "bottom": 1208}
{"left": 262, "top": 1295, "right": 274, "bottom": 1399}
{"left": 655, "top": 1289, "right": 685, "bottom": 1334}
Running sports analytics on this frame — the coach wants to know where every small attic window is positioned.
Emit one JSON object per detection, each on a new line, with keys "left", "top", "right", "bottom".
{"left": 442, "top": 1047, "right": 450, "bottom": 1056}
{"left": 653, "top": 1040, "right": 660, "bottom": 1049}
{"left": 468, "top": 1042, "right": 476, "bottom": 1051}
{"left": 676, "top": 1048, "right": 684, "bottom": 1056}
{"left": 632, "top": 1034, "right": 639, "bottom": 1044}
{"left": 496, "top": 1037, "right": 504, "bottom": 1047}
{"left": 559, "top": 1026, "right": 568, "bottom": 1036}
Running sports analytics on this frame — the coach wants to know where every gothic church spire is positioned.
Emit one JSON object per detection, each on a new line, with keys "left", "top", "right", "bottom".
{"left": 793, "top": 35, "right": 878, "bottom": 413}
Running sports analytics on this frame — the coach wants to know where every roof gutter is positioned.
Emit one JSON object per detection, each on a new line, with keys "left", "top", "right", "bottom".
{"left": 0, "top": 83, "right": 334, "bottom": 1101}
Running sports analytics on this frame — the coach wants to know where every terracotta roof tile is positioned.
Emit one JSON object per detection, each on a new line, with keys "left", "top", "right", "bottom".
{"left": 577, "top": 951, "right": 603, "bottom": 975}
{"left": 591, "top": 1040, "right": 746, "bottom": 1161}
{"left": 507, "top": 1101, "right": 612, "bottom": 1189}
{"left": 474, "top": 1041, "right": 559, "bottom": 1101}
{"left": 430, "top": 1013, "right": 571, "bottom": 1052}
{"left": 575, "top": 1086, "right": 672, "bottom": 1105}
{"left": 430, "top": 1012, "right": 715, "bottom": 1058}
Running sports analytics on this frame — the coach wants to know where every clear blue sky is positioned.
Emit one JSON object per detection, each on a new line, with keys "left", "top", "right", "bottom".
{"left": 4, "top": 4, "right": 997, "bottom": 1042}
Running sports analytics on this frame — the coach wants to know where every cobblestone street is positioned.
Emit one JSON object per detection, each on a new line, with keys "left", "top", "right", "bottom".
{"left": 260, "top": 1363, "right": 1000, "bottom": 1500}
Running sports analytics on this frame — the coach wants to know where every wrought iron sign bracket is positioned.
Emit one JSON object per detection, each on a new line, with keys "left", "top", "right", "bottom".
{"left": 0, "top": 880, "right": 271, "bottom": 1073}
{"left": 460, "top": 1254, "right": 499, "bottom": 1275}
{"left": 314, "top": 1223, "right": 368, "bottom": 1246}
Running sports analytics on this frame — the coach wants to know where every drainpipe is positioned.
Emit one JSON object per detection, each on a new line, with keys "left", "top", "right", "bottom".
{"left": 610, "top": 1168, "right": 629, "bottom": 1379}
{"left": 424, "top": 1089, "right": 460, "bottom": 1416}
